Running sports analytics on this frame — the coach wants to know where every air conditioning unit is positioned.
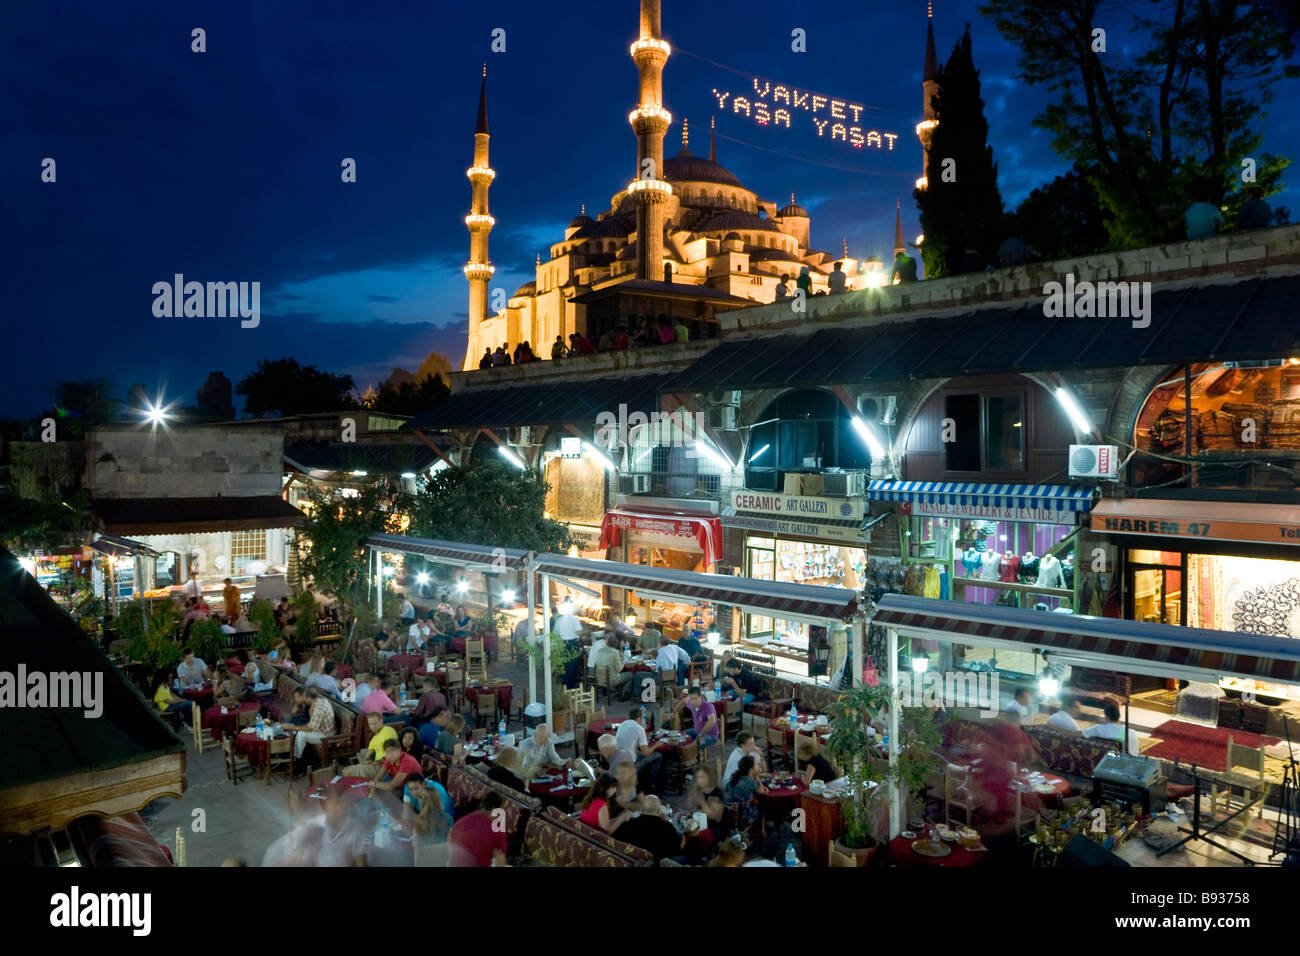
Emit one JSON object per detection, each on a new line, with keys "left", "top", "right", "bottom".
{"left": 705, "top": 405, "right": 737, "bottom": 429}
{"left": 706, "top": 390, "right": 741, "bottom": 406}
{"left": 820, "top": 470, "right": 866, "bottom": 497}
{"left": 857, "top": 394, "right": 898, "bottom": 425}
{"left": 1068, "top": 444, "right": 1120, "bottom": 479}
{"left": 619, "top": 474, "right": 651, "bottom": 494}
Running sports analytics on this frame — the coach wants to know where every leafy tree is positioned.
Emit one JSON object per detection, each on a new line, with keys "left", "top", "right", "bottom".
{"left": 295, "top": 485, "right": 404, "bottom": 609}
{"left": 415, "top": 351, "right": 453, "bottom": 383}
{"left": 370, "top": 373, "right": 450, "bottom": 417}
{"left": 236, "top": 358, "right": 357, "bottom": 418}
{"left": 0, "top": 490, "right": 90, "bottom": 552}
{"left": 1008, "top": 165, "right": 1112, "bottom": 258}
{"left": 247, "top": 599, "right": 282, "bottom": 654}
{"left": 187, "top": 617, "right": 226, "bottom": 668}
{"left": 409, "top": 459, "right": 573, "bottom": 555}
{"left": 914, "top": 25, "right": 1005, "bottom": 277}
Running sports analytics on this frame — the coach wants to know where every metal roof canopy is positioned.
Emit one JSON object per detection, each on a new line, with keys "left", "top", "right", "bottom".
{"left": 532, "top": 552, "right": 863, "bottom": 625}
{"left": 365, "top": 533, "right": 529, "bottom": 573}
{"left": 872, "top": 593, "right": 1300, "bottom": 686}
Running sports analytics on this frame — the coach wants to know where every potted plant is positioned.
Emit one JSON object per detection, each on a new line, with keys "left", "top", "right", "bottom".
{"left": 187, "top": 616, "right": 226, "bottom": 669}
{"left": 247, "top": 598, "right": 281, "bottom": 655}
{"left": 825, "top": 681, "right": 894, "bottom": 865}
{"left": 528, "top": 631, "right": 580, "bottom": 733}
{"left": 121, "top": 601, "right": 184, "bottom": 674}
{"left": 894, "top": 706, "right": 943, "bottom": 832}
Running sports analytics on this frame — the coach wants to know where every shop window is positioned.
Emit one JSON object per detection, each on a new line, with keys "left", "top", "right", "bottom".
{"left": 230, "top": 530, "right": 267, "bottom": 575}
{"left": 154, "top": 551, "right": 180, "bottom": 589}
{"left": 1132, "top": 361, "right": 1300, "bottom": 489}
{"left": 745, "top": 389, "right": 872, "bottom": 491}
{"left": 942, "top": 392, "right": 1024, "bottom": 473}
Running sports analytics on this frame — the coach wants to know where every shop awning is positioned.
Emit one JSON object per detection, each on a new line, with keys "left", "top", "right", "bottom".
{"left": 867, "top": 480, "right": 1094, "bottom": 522}
{"left": 365, "top": 533, "right": 529, "bottom": 571}
{"left": 532, "top": 553, "right": 864, "bottom": 623}
{"left": 1091, "top": 497, "right": 1300, "bottom": 546}
{"left": 0, "top": 548, "right": 187, "bottom": 836}
{"left": 597, "top": 510, "right": 724, "bottom": 564}
{"left": 871, "top": 593, "right": 1300, "bottom": 686}
{"left": 88, "top": 534, "right": 158, "bottom": 558}
{"left": 93, "top": 496, "right": 305, "bottom": 535}
{"left": 722, "top": 509, "right": 878, "bottom": 545}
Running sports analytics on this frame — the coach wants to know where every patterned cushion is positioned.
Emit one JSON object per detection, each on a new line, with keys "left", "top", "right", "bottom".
{"left": 444, "top": 764, "right": 539, "bottom": 856}
{"left": 522, "top": 810, "right": 654, "bottom": 866}
{"left": 70, "top": 812, "right": 173, "bottom": 867}
{"left": 1025, "top": 724, "right": 1114, "bottom": 777}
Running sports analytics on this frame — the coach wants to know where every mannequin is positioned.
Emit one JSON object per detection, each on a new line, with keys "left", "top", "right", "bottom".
{"left": 1036, "top": 553, "right": 1064, "bottom": 589}
{"left": 999, "top": 552, "right": 1021, "bottom": 583}
{"left": 979, "top": 546, "right": 1002, "bottom": 582}
{"left": 961, "top": 547, "right": 982, "bottom": 577}
{"left": 1020, "top": 551, "right": 1039, "bottom": 584}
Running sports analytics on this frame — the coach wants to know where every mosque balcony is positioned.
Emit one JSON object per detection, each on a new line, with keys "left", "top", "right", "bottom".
{"left": 463, "top": 263, "right": 495, "bottom": 279}
{"left": 628, "top": 105, "right": 672, "bottom": 130}
{"left": 466, "top": 165, "right": 496, "bottom": 181}
{"left": 630, "top": 37, "right": 671, "bottom": 59}
{"left": 465, "top": 214, "right": 496, "bottom": 228}
{"left": 626, "top": 178, "right": 673, "bottom": 201}
{"left": 915, "top": 176, "right": 928, "bottom": 191}
{"left": 915, "top": 119, "right": 937, "bottom": 136}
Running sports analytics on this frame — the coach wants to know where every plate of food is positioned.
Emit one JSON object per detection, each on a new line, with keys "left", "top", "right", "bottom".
{"left": 1033, "top": 782, "right": 1057, "bottom": 794}
{"left": 911, "top": 839, "right": 952, "bottom": 858}
{"left": 934, "top": 825, "right": 958, "bottom": 842}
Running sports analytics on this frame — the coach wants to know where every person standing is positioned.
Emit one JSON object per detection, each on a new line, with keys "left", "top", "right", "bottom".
{"left": 827, "top": 261, "right": 847, "bottom": 294}
{"left": 656, "top": 314, "right": 676, "bottom": 344}
{"left": 796, "top": 265, "right": 812, "bottom": 295}
{"left": 222, "top": 577, "right": 240, "bottom": 620}
{"left": 774, "top": 274, "right": 790, "bottom": 300}
{"left": 551, "top": 335, "right": 566, "bottom": 360}
{"left": 673, "top": 317, "right": 690, "bottom": 343}
{"left": 397, "top": 593, "right": 415, "bottom": 627}
{"left": 479, "top": 348, "right": 493, "bottom": 369}
{"left": 892, "top": 250, "right": 918, "bottom": 283}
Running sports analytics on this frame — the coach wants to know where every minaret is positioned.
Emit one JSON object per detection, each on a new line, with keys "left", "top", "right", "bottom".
{"left": 894, "top": 200, "right": 906, "bottom": 258}
{"left": 916, "top": 3, "right": 939, "bottom": 190}
{"left": 464, "top": 65, "right": 495, "bottom": 364}
{"left": 627, "top": 0, "right": 673, "bottom": 280}
{"left": 709, "top": 116, "right": 717, "bottom": 163}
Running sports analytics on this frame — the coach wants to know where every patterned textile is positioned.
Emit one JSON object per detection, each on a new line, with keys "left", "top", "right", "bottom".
{"left": 520, "top": 805, "right": 654, "bottom": 867}
{"left": 1024, "top": 724, "right": 1116, "bottom": 778}
{"left": 444, "top": 764, "right": 539, "bottom": 856}
{"left": 71, "top": 812, "right": 173, "bottom": 867}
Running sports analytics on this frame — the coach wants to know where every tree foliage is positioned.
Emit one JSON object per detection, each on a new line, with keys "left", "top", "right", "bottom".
{"left": 295, "top": 485, "right": 401, "bottom": 610}
{"left": 0, "top": 490, "right": 91, "bottom": 552}
{"left": 369, "top": 373, "right": 451, "bottom": 417}
{"left": 914, "top": 26, "right": 1005, "bottom": 277}
{"left": 236, "top": 358, "right": 357, "bottom": 418}
{"left": 1008, "top": 164, "right": 1112, "bottom": 259}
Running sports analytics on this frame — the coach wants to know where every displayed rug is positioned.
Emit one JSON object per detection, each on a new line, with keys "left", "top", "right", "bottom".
{"left": 1144, "top": 720, "right": 1280, "bottom": 772}
{"left": 1172, "top": 681, "right": 1225, "bottom": 728}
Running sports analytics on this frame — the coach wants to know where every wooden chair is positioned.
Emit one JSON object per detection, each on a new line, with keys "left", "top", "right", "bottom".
{"left": 1211, "top": 736, "right": 1268, "bottom": 818}
{"left": 475, "top": 691, "right": 498, "bottom": 729}
{"left": 308, "top": 764, "right": 338, "bottom": 787}
{"left": 222, "top": 735, "right": 256, "bottom": 785}
{"left": 657, "top": 669, "right": 677, "bottom": 699}
{"left": 828, "top": 839, "right": 857, "bottom": 867}
{"left": 569, "top": 687, "right": 596, "bottom": 714}
{"left": 413, "top": 836, "right": 451, "bottom": 867}
{"left": 265, "top": 736, "right": 294, "bottom": 784}
{"left": 216, "top": 695, "right": 239, "bottom": 710}
{"left": 766, "top": 725, "right": 791, "bottom": 771}
{"left": 464, "top": 638, "right": 488, "bottom": 684}
{"left": 236, "top": 709, "right": 261, "bottom": 732}
{"left": 720, "top": 696, "right": 744, "bottom": 736}
{"left": 191, "top": 701, "right": 214, "bottom": 754}
{"left": 469, "top": 727, "right": 488, "bottom": 742}
{"left": 792, "top": 730, "right": 812, "bottom": 777}
{"left": 594, "top": 664, "right": 620, "bottom": 707}
{"left": 669, "top": 740, "right": 701, "bottom": 795}
{"left": 944, "top": 764, "right": 977, "bottom": 828}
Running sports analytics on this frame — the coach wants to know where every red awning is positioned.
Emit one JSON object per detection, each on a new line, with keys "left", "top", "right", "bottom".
{"left": 598, "top": 510, "right": 724, "bottom": 565}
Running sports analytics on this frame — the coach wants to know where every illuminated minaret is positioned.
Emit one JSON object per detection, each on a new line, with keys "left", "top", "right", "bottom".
{"left": 916, "top": 2, "right": 939, "bottom": 190}
{"left": 627, "top": 0, "right": 673, "bottom": 280}
{"left": 464, "top": 65, "right": 495, "bottom": 355}
{"left": 894, "top": 200, "right": 906, "bottom": 258}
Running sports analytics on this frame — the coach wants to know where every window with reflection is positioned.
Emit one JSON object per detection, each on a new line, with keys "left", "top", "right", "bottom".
{"left": 744, "top": 389, "right": 873, "bottom": 491}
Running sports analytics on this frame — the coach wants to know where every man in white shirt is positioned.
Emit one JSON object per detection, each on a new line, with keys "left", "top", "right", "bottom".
{"left": 1082, "top": 702, "right": 1141, "bottom": 755}
{"left": 176, "top": 648, "right": 210, "bottom": 686}
{"left": 615, "top": 706, "right": 665, "bottom": 793}
{"left": 828, "top": 261, "right": 847, "bottom": 293}
{"left": 406, "top": 621, "right": 426, "bottom": 654}
{"left": 352, "top": 673, "right": 373, "bottom": 708}
{"left": 724, "top": 730, "right": 767, "bottom": 782}
{"left": 519, "top": 723, "right": 567, "bottom": 778}
{"left": 1004, "top": 688, "right": 1032, "bottom": 721}
{"left": 219, "top": 618, "right": 237, "bottom": 636}
{"left": 397, "top": 593, "right": 415, "bottom": 625}
{"left": 656, "top": 637, "right": 691, "bottom": 684}
{"left": 587, "top": 634, "right": 607, "bottom": 670}
{"left": 1046, "top": 696, "right": 1084, "bottom": 735}
{"left": 553, "top": 609, "right": 582, "bottom": 642}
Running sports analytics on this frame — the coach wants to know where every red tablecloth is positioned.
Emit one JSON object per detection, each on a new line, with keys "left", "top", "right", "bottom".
{"left": 412, "top": 665, "right": 450, "bottom": 687}
{"left": 389, "top": 654, "right": 426, "bottom": 672}
{"left": 585, "top": 716, "right": 624, "bottom": 752}
{"left": 528, "top": 773, "right": 587, "bottom": 803}
{"left": 887, "top": 833, "right": 988, "bottom": 867}
{"left": 465, "top": 682, "right": 512, "bottom": 714}
{"left": 772, "top": 715, "right": 832, "bottom": 745}
{"left": 758, "top": 775, "right": 809, "bottom": 803}
{"left": 1008, "top": 771, "right": 1070, "bottom": 798}
{"left": 205, "top": 701, "right": 262, "bottom": 741}
{"left": 234, "top": 727, "right": 296, "bottom": 766}
{"left": 182, "top": 686, "right": 214, "bottom": 710}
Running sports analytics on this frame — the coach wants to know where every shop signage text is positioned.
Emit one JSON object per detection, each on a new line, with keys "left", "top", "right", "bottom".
{"left": 732, "top": 490, "right": 863, "bottom": 522}
{"left": 1092, "top": 513, "right": 1300, "bottom": 544}
{"left": 912, "top": 502, "right": 1069, "bottom": 522}
{"left": 726, "top": 514, "right": 868, "bottom": 544}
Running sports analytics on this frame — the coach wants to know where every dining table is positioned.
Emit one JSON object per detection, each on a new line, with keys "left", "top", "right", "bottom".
{"left": 465, "top": 680, "right": 513, "bottom": 714}
{"left": 234, "top": 725, "right": 298, "bottom": 767}
{"left": 389, "top": 654, "right": 427, "bottom": 673}
{"left": 296, "top": 776, "right": 414, "bottom": 867}
{"left": 527, "top": 772, "right": 588, "bottom": 808}
{"left": 204, "top": 700, "right": 262, "bottom": 741}
{"left": 771, "top": 714, "right": 833, "bottom": 746}
{"left": 887, "top": 831, "right": 989, "bottom": 867}
{"left": 181, "top": 684, "right": 214, "bottom": 710}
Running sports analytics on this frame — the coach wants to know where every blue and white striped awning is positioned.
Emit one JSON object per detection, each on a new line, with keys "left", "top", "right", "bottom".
{"left": 866, "top": 480, "right": 1094, "bottom": 518}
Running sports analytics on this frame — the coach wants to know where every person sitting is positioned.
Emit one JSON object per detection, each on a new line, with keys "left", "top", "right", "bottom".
{"left": 354, "top": 638, "right": 378, "bottom": 676}
{"left": 449, "top": 792, "right": 509, "bottom": 867}
{"left": 1082, "top": 701, "right": 1141, "bottom": 756}
{"left": 409, "top": 677, "right": 448, "bottom": 725}
{"left": 638, "top": 624, "right": 663, "bottom": 655}
{"left": 676, "top": 630, "right": 708, "bottom": 666}
{"left": 519, "top": 723, "right": 567, "bottom": 778}
{"left": 244, "top": 655, "right": 276, "bottom": 692}
{"left": 152, "top": 668, "right": 191, "bottom": 726}
{"left": 292, "top": 687, "right": 338, "bottom": 763}
{"left": 1004, "top": 687, "right": 1033, "bottom": 721}
{"left": 578, "top": 773, "right": 635, "bottom": 835}
{"left": 1237, "top": 186, "right": 1273, "bottom": 230}
{"left": 1046, "top": 695, "right": 1084, "bottom": 735}
{"left": 724, "top": 754, "right": 768, "bottom": 831}
{"left": 270, "top": 642, "right": 295, "bottom": 669}
{"left": 674, "top": 686, "right": 720, "bottom": 749}
{"left": 454, "top": 604, "right": 472, "bottom": 638}
{"left": 610, "top": 758, "right": 645, "bottom": 812}
{"left": 797, "top": 737, "right": 838, "bottom": 785}
{"left": 418, "top": 705, "right": 452, "bottom": 749}
{"left": 360, "top": 675, "right": 399, "bottom": 720}
{"left": 774, "top": 274, "right": 790, "bottom": 300}
{"left": 375, "top": 630, "right": 401, "bottom": 667}
{"left": 593, "top": 635, "right": 633, "bottom": 699}
{"left": 344, "top": 711, "right": 397, "bottom": 777}
{"left": 347, "top": 671, "right": 371, "bottom": 707}
{"left": 656, "top": 635, "right": 691, "bottom": 685}
{"left": 616, "top": 794, "right": 685, "bottom": 862}
{"left": 1184, "top": 187, "right": 1226, "bottom": 239}
{"left": 708, "top": 840, "right": 747, "bottom": 867}
{"left": 720, "top": 656, "right": 760, "bottom": 705}
{"left": 404, "top": 618, "right": 427, "bottom": 655}
{"left": 371, "top": 738, "right": 422, "bottom": 794}
{"left": 615, "top": 706, "right": 665, "bottom": 794}
{"left": 486, "top": 746, "right": 529, "bottom": 793}
{"left": 181, "top": 599, "right": 206, "bottom": 631}
{"left": 435, "top": 714, "right": 468, "bottom": 762}
{"left": 724, "top": 731, "right": 767, "bottom": 782}
{"left": 283, "top": 687, "right": 311, "bottom": 725}
{"left": 399, "top": 726, "right": 425, "bottom": 765}
{"left": 686, "top": 764, "right": 729, "bottom": 847}
{"left": 176, "top": 647, "right": 210, "bottom": 686}
{"left": 213, "top": 664, "right": 246, "bottom": 700}
{"left": 402, "top": 775, "right": 452, "bottom": 844}
{"left": 596, "top": 733, "right": 636, "bottom": 777}
{"left": 219, "top": 616, "right": 237, "bottom": 636}
{"left": 298, "top": 651, "right": 325, "bottom": 680}
{"left": 306, "top": 660, "right": 340, "bottom": 699}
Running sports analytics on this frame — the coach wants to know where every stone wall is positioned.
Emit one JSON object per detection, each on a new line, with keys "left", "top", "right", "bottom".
{"left": 85, "top": 425, "right": 284, "bottom": 499}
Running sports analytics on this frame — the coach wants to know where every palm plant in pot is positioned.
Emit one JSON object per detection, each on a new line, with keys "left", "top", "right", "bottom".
{"left": 825, "top": 681, "right": 894, "bottom": 865}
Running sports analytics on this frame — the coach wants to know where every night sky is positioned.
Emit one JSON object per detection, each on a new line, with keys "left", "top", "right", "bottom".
{"left": 4, "top": 0, "right": 1297, "bottom": 419}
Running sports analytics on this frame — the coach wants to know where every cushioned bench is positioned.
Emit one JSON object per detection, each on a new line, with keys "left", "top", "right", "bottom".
{"left": 443, "top": 763, "right": 540, "bottom": 858}
{"left": 521, "top": 806, "right": 654, "bottom": 867}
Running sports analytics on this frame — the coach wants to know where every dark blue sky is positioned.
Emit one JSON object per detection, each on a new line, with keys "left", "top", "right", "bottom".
{"left": 3, "top": 0, "right": 1297, "bottom": 419}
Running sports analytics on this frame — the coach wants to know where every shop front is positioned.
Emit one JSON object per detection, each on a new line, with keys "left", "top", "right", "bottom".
{"left": 724, "top": 489, "right": 878, "bottom": 676}
{"left": 1092, "top": 497, "right": 1300, "bottom": 702}
{"left": 598, "top": 505, "right": 723, "bottom": 639}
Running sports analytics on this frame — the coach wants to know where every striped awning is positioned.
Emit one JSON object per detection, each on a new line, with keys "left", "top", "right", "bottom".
{"left": 365, "top": 533, "right": 529, "bottom": 571}
{"left": 871, "top": 594, "right": 1300, "bottom": 687}
{"left": 532, "top": 553, "right": 863, "bottom": 622}
{"left": 867, "top": 481, "right": 1094, "bottom": 521}
{"left": 89, "top": 534, "right": 158, "bottom": 558}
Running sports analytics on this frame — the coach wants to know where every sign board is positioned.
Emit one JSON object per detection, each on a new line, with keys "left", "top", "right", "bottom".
{"left": 731, "top": 490, "right": 864, "bottom": 522}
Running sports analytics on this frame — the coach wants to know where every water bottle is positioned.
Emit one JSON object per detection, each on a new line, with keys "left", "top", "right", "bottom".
{"left": 375, "top": 809, "right": 390, "bottom": 849}
{"left": 255, "top": 713, "right": 264, "bottom": 737}
{"left": 399, "top": 681, "right": 407, "bottom": 703}
{"left": 785, "top": 843, "right": 797, "bottom": 867}
{"left": 789, "top": 703, "right": 799, "bottom": 728}
{"left": 624, "top": 643, "right": 632, "bottom": 661}
{"left": 498, "top": 717, "right": 506, "bottom": 746}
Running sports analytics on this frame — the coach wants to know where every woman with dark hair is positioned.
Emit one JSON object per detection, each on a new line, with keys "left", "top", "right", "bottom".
{"left": 724, "top": 755, "right": 767, "bottom": 831}
{"left": 152, "top": 668, "right": 191, "bottom": 725}
{"left": 400, "top": 726, "right": 425, "bottom": 765}
{"left": 454, "top": 605, "right": 472, "bottom": 638}
{"left": 578, "top": 773, "right": 635, "bottom": 835}
{"left": 402, "top": 776, "right": 451, "bottom": 844}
